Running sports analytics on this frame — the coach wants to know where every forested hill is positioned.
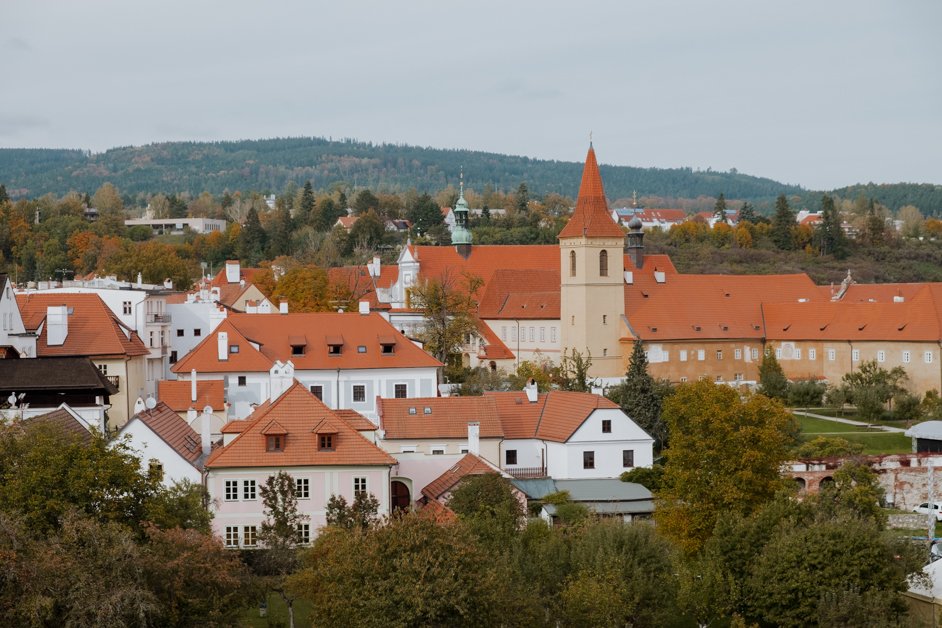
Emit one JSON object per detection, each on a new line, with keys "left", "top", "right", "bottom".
{"left": 0, "top": 137, "right": 804, "bottom": 202}
{"left": 830, "top": 182, "right": 942, "bottom": 213}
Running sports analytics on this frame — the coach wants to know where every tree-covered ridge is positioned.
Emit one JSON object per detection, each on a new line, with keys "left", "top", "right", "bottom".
{"left": 0, "top": 136, "right": 805, "bottom": 201}
{"left": 830, "top": 182, "right": 942, "bottom": 213}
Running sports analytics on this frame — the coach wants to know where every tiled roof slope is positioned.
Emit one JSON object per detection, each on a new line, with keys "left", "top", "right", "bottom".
{"left": 327, "top": 266, "right": 389, "bottom": 311}
{"left": 172, "top": 312, "right": 442, "bottom": 374}
{"left": 485, "top": 390, "right": 620, "bottom": 442}
{"left": 624, "top": 272, "right": 820, "bottom": 341}
{"left": 409, "top": 244, "right": 559, "bottom": 288}
{"left": 822, "top": 282, "right": 938, "bottom": 303}
{"left": 378, "top": 396, "right": 504, "bottom": 440}
{"left": 205, "top": 382, "right": 395, "bottom": 468}
{"left": 421, "top": 454, "right": 499, "bottom": 500}
{"left": 16, "top": 293, "right": 149, "bottom": 358}
{"left": 475, "top": 320, "right": 515, "bottom": 360}
{"left": 334, "top": 409, "right": 379, "bottom": 431}
{"left": 157, "top": 379, "right": 226, "bottom": 412}
{"left": 478, "top": 269, "right": 561, "bottom": 319}
{"left": 418, "top": 497, "right": 457, "bottom": 523}
{"left": 28, "top": 407, "right": 92, "bottom": 443}
{"left": 558, "top": 145, "right": 624, "bottom": 239}
{"left": 132, "top": 401, "right": 205, "bottom": 469}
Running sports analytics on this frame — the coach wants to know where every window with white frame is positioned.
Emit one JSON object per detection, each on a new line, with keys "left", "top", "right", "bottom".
{"left": 96, "top": 363, "right": 108, "bottom": 375}
{"left": 430, "top": 447, "right": 445, "bottom": 455}
{"left": 354, "top": 477, "right": 367, "bottom": 497}
{"left": 809, "top": 348, "right": 816, "bottom": 360}
{"left": 903, "top": 351, "right": 911, "bottom": 364}
{"left": 296, "top": 523, "right": 310, "bottom": 545}
{"left": 353, "top": 385, "right": 366, "bottom": 402}
{"left": 734, "top": 348, "right": 742, "bottom": 360}
{"left": 529, "top": 327, "right": 535, "bottom": 341}
{"left": 122, "top": 301, "right": 132, "bottom": 315}
{"left": 540, "top": 327, "right": 545, "bottom": 342}
{"left": 551, "top": 327, "right": 557, "bottom": 343}
{"left": 310, "top": 385, "right": 323, "bottom": 400}
{"left": 697, "top": 349, "right": 705, "bottom": 361}
{"left": 715, "top": 350, "right": 723, "bottom": 360}
{"left": 877, "top": 350, "right": 885, "bottom": 363}
{"left": 733, "top": 373, "right": 744, "bottom": 381}
{"left": 827, "top": 349, "right": 836, "bottom": 361}
{"left": 243, "top": 480, "right": 256, "bottom": 500}
{"left": 225, "top": 480, "right": 238, "bottom": 501}
{"left": 623, "top": 450, "right": 634, "bottom": 468}
{"left": 794, "top": 348, "right": 801, "bottom": 360}
{"left": 751, "top": 348, "right": 759, "bottom": 360}
{"left": 679, "top": 376, "right": 688, "bottom": 383}
{"left": 501, "top": 326, "right": 507, "bottom": 340}
{"left": 715, "top": 375, "right": 722, "bottom": 382}
{"left": 852, "top": 350, "right": 860, "bottom": 362}
{"left": 394, "top": 383, "right": 408, "bottom": 399}
{"left": 775, "top": 348, "right": 782, "bottom": 359}
{"left": 224, "top": 526, "right": 239, "bottom": 547}
{"left": 511, "top": 327, "right": 517, "bottom": 342}
{"left": 926, "top": 351, "right": 934, "bottom": 364}
{"left": 243, "top": 526, "right": 257, "bottom": 547}
{"left": 400, "top": 446, "right": 417, "bottom": 453}
{"left": 296, "top": 477, "right": 309, "bottom": 499}
{"left": 679, "top": 350, "right": 688, "bottom": 362}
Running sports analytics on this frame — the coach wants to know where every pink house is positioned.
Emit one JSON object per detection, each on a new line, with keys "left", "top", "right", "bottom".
{"left": 204, "top": 381, "right": 395, "bottom": 548}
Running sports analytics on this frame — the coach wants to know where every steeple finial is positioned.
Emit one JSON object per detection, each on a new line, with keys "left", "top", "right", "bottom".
{"left": 459, "top": 166, "right": 464, "bottom": 198}
{"left": 589, "top": 130, "right": 593, "bottom": 146}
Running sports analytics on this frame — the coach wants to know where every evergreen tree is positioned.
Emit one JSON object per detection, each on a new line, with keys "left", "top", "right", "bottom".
{"left": 770, "top": 194, "right": 795, "bottom": 250}
{"left": 481, "top": 204, "right": 491, "bottom": 222}
{"left": 353, "top": 189, "right": 379, "bottom": 215}
{"left": 238, "top": 207, "right": 267, "bottom": 265}
{"left": 267, "top": 204, "right": 294, "bottom": 258}
{"left": 758, "top": 347, "right": 789, "bottom": 400}
{"left": 817, "top": 194, "right": 847, "bottom": 258}
{"left": 408, "top": 193, "right": 444, "bottom": 235}
{"left": 713, "top": 193, "right": 728, "bottom": 223}
{"left": 606, "top": 340, "right": 669, "bottom": 449}
{"left": 313, "top": 196, "right": 344, "bottom": 232}
{"left": 337, "top": 190, "right": 348, "bottom": 213}
{"left": 865, "top": 199, "right": 886, "bottom": 246}
{"left": 515, "top": 182, "right": 530, "bottom": 213}
{"left": 738, "top": 201, "right": 758, "bottom": 224}
{"left": 299, "top": 181, "right": 315, "bottom": 225}
{"left": 0, "top": 184, "right": 8, "bottom": 204}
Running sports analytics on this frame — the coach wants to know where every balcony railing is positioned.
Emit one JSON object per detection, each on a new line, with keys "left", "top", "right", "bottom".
{"left": 147, "top": 313, "right": 171, "bottom": 324}
{"left": 506, "top": 466, "right": 548, "bottom": 479}
{"left": 104, "top": 375, "right": 120, "bottom": 390}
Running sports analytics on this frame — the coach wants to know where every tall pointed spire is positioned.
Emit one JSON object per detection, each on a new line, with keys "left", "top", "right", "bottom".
{"left": 558, "top": 144, "right": 623, "bottom": 239}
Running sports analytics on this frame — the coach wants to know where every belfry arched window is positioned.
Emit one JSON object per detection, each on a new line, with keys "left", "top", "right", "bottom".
{"left": 599, "top": 250, "right": 608, "bottom": 277}
{"left": 569, "top": 250, "right": 576, "bottom": 277}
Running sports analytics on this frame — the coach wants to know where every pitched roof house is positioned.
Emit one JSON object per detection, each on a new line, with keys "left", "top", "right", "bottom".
{"left": 116, "top": 400, "right": 210, "bottom": 486}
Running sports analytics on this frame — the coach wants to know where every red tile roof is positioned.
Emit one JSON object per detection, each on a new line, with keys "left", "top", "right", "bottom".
{"left": 334, "top": 409, "right": 379, "bottom": 431}
{"left": 157, "top": 379, "right": 226, "bottom": 412}
{"left": 129, "top": 401, "right": 205, "bottom": 469}
{"left": 558, "top": 145, "right": 624, "bottom": 239}
{"left": 478, "top": 269, "right": 561, "bottom": 319}
{"left": 336, "top": 216, "right": 358, "bottom": 229}
{"left": 16, "top": 293, "right": 149, "bottom": 358}
{"left": 475, "top": 320, "right": 515, "bottom": 360}
{"left": 172, "top": 312, "right": 442, "bottom": 374}
{"left": 636, "top": 208, "right": 687, "bottom": 223}
{"left": 327, "top": 266, "right": 389, "bottom": 311}
{"left": 410, "top": 244, "right": 560, "bottom": 289}
{"left": 205, "top": 382, "right": 395, "bottom": 468}
{"left": 484, "top": 390, "right": 620, "bottom": 442}
{"left": 421, "top": 453, "right": 499, "bottom": 500}
{"left": 418, "top": 497, "right": 457, "bottom": 523}
{"left": 823, "top": 282, "right": 934, "bottom": 303}
{"left": 378, "top": 396, "right": 504, "bottom": 440}
{"left": 221, "top": 420, "right": 249, "bottom": 434}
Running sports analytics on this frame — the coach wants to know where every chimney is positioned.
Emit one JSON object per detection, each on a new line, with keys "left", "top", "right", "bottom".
{"left": 134, "top": 397, "right": 146, "bottom": 415}
{"left": 137, "top": 272, "right": 143, "bottom": 287}
{"left": 269, "top": 360, "right": 294, "bottom": 401}
{"left": 190, "top": 369, "right": 197, "bottom": 403}
{"left": 524, "top": 378, "right": 538, "bottom": 403}
{"left": 225, "top": 260, "right": 240, "bottom": 284}
{"left": 208, "top": 305, "right": 226, "bottom": 332}
{"left": 187, "top": 406, "right": 198, "bottom": 425}
{"left": 201, "top": 406, "right": 212, "bottom": 456}
{"left": 467, "top": 421, "right": 480, "bottom": 456}
{"left": 370, "top": 255, "right": 381, "bottom": 278}
{"left": 46, "top": 305, "right": 69, "bottom": 346}
{"left": 217, "top": 331, "right": 228, "bottom": 361}
{"left": 163, "top": 278, "right": 173, "bottom": 290}
{"left": 358, "top": 301, "right": 370, "bottom": 315}
{"left": 279, "top": 300, "right": 288, "bottom": 314}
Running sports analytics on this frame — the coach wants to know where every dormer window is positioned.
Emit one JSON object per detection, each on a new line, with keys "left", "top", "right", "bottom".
{"left": 319, "top": 434, "right": 334, "bottom": 451}
{"left": 292, "top": 345, "right": 305, "bottom": 356}
{"left": 328, "top": 345, "right": 341, "bottom": 355}
{"left": 378, "top": 336, "right": 397, "bottom": 355}
{"left": 327, "top": 335, "right": 344, "bottom": 356}
{"left": 266, "top": 435, "right": 284, "bottom": 452}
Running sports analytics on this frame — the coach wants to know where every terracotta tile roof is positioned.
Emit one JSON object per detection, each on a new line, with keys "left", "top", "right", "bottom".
{"left": 421, "top": 453, "right": 499, "bottom": 500}
{"left": 334, "top": 409, "right": 378, "bottom": 431}
{"left": 16, "top": 293, "right": 149, "bottom": 358}
{"left": 221, "top": 420, "right": 249, "bottom": 434}
{"left": 336, "top": 216, "right": 358, "bottom": 229}
{"left": 478, "top": 269, "right": 561, "bottom": 319}
{"left": 172, "top": 312, "right": 441, "bottom": 374}
{"left": 210, "top": 266, "right": 265, "bottom": 288}
{"left": 165, "top": 293, "right": 188, "bottom": 304}
{"left": 624, "top": 272, "right": 819, "bottom": 341}
{"left": 636, "top": 208, "right": 687, "bottom": 223}
{"left": 800, "top": 214, "right": 823, "bottom": 226}
{"left": 625, "top": 253, "right": 677, "bottom": 274}
{"left": 558, "top": 145, "right": 624, "bottom": 239}
{"left": 129, "top": 401, "right": 205, "bottom": 469}
{"left": 378, "top": 396, "right": 504, "bottom": 440}
{"left": 327, "top": 266, "right": 389, "bottom": 310}
{"left": 157, "top": 379, "right": 226, "bottom": 412}
{"left": 475, "top": 320, "right": 515, "bottom": 360}
{"left": 410, "top": 244, "right": 559, "bottom": 289}
{"left": 418, "top": 497, "right": 457, "bottom": 523}
{"left": 28, "top": 407, "right": 92, "bottom": 443}
{"left": 205, "top": 382, "right": 395, "bottom": 468}
{"left": 824, "top": 282, "right": 934, "bottom": 303}
{"left": 485, "top": 390, "right": 619, "bottom": 442}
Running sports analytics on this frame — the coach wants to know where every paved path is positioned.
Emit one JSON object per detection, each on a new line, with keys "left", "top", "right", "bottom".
{"left": 792, "top": 409, "right": 907, "bottom": 434}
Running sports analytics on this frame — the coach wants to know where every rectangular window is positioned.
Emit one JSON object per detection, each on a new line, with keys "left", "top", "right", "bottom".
{"left": 775, "top": 348, "right": 782, "bottom": 359}
{"left": 716, "top": 350, "right": 723, "bottom": 360}
{"left": 229, "top": 344, "right": 239, "bottom": 354}
{"left": 511, "top": 327, "right": 517, "bottom": 342}
{"left": 794, "top": 348, "right": 801, "bottom": 360}
{"left": 169, "top": 351, "right": 178, "bottom": 364}
{"left": 193, "top": 328, "right": 201, "bottom": 337}
{"left": 828, "top": 349, "right": 836, "bottom": 361}
{"left": 291, "top": 345, "right": 305, "bottom": 356}
{"left": 176, "top": 329, "right": 184, "bottom": 337}
{"left": 751, "top": 348, "right": 759, "bottom": 360}
{"left": 601, "top": 419, "right": 612, "bottom": 433}
{"left": 697, "top": 350, "right": 705, "bottom": 361}
{"left": 501, "top": 326, "right": 507, "bottom": 341}
{"left": 97, "top": 363, "right": 108, "bottom": 375}
{"left": 225, "top": 526, "right": 239, "bottom": 547}
{"left": 623, "top": 450, "right": 634, "bottom": 468}
{"left": 583, "top": 451, "right": 595, "bottom": 470}
{"left": 353, "top": 385, "right": 366, "bottom": 403}
{"left": 903, "top": 351, "right": 911, "bottom": 364}
{"left": 679, "top": 376, "right": 688, "bottom": 383}
{"left": 734, "top": 373, "right": 744, "bottom": 382}
{"left": 238, "top": 375, "right": 247, "bottom": 387}
{"left": 852, "top": 349, "right": 860, "bottom": 362}
{"left": 551, "top": 327, "right": 557, "bottom": 343}
{"left": 540, "top": 327, "right": 545, "bottom": 342}
{"left": 506, "top": 449, "right": 518, "bottom": 465}
{"left": 926, "top": 351, "right": 934, "bottom": 364}
{"left": 225, "top": 480, "right": 238, "bottom": 501}
{"left": 877, "top": 350, "right": 886, "bottom": 363}
{"left": 394, "top": 384, "right": 408, "bottom": 399}
{"left": 243, "top": 526, "right": 257, "bottom": 548}
{"left": 734, "top": 348, "right": 742, "bottom": 360}
{"left": 602, "top": 315, "right": 608, "bottom": 325}
{"left": 354, "top": 477, "right": 367, "bottom": 497}
{"left": 715, "top": 375, "right": 723, "bottom": 382}
{"left": 431, "top": 447, "right": 445, "bottom": 455}
{"left": 400, "top": 446, "right": 416, "bottom": 453}
{"left": 529, "top": 327, "right": 535, "bottom": 341}
{"left": 809, "top": 348, "right": 816, "bottom": 361}
{"left": 243, "top": 480, "right": 256, "bottom": 500}
{"left": 319, "top": 435, "right": 334, "bottom": 451}
{"left": 296, "top": 477, "right": 309, "bottom": 498}
{"left": 310, "top": 385, "right": 323, "bottom": 400}
{"left": 122, "top": 301, "right": 132, "bottom": 315}
{"left": 296, "top": 523, "right": 310, "bottom": 545}
{"left": 266, "top": 435, "right": 283, "bottom": 452}
{"left": 679, "top": 350, "right": 688, "bottom": 362}
{"left": 328, "top": 344, "right": 342, "bottom": 355}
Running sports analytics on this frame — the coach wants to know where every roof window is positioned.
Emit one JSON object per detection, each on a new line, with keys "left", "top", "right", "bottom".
{"left": 424, "top": 407, "right": 432, "bottom": 415}
{"left": 408, "top": 407, "right": 417, "bottom": 415}
{"left": 357, "top": 345, "right": 367, "bottom": 353}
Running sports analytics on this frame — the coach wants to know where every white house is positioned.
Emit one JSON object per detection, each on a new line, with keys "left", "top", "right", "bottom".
{"left": 0, "top": 273, "right": 36, "bottom": 358}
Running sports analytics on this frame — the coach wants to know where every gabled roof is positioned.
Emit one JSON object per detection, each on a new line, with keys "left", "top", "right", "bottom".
{"left": 475, "top": 320, "right": 515, "bottom": 361}
{"left": 205, "top": 382, "right": 396, "bottom": 468}
{"left": 172, "top": 312, "right": 441, "bottom": 374}
{"left": 157, "top": 379, "right": 226, "bottom": 412}
{"left": 378, "top": 396, "right": 504, "bottom": 440}
{"left": 334, "top": 409, "right": 379, "bottom": 431}
{"left": 126, "top": 401, "right": 205, "bottom": 469}
{"left": 478, "top": 269, "right": 561, "bottom": 319}
{"left": 27, "top": 406, "right": 93, "bottom": 443}
{"left": 0, "top": 357, "right": 118, "bottom": 394}
{"left": 484, "top": 390, "right": 621, "bottom": 442}
{"left": 409, "top": 244, "right": 559, "bottom": 289}
{"left": 823, "top": 282, "right": 935, "bottom": 303}
{"left": 558, "top": 145, "right": 624, "bottom": 239}
{"left": 421, "top": 453, "right": 500, "bottom": 500}
{"left": 418, "top": 496, "right": 457, "bottom": 523}
{"left": 16, "top": 293, "right": 149, "bottom": 358}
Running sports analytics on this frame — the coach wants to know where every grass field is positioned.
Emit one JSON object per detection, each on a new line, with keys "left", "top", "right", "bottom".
{"left": 240, "top": 594, "right": 312, "bottom": 628}
{"left": 796, "top": 415, "right": 911, "bottom": 455}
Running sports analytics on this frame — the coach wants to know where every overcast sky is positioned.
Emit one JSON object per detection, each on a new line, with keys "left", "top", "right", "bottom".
{"left": 3, "top": 0, "right": 940, "bottom": 190}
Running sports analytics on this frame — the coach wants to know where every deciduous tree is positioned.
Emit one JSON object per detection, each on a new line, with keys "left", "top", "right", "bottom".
{"left": 410, "top": 271, "right": 483, "bottom": 365}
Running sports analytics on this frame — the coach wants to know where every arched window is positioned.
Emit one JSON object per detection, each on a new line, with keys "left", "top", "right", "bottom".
{"left": 599, "top": 250, "right": 608, "bottom": 277}
{"left": 569, "top": 250, "right": 576, "bottom": 277}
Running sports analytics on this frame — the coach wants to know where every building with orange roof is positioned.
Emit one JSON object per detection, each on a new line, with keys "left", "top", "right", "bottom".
{"left": 157, "top": 376, "right": 228, "bottom": 435}
{"left": 417, "top": 453, "right": 527, "bottom": 518}
{"left": 204, "top": 382, "right": 396, "bottom": 546}
{"left": 334, "top": 215, "right": 359, "bottom": 231}
{"left": 116, "top": 400, "right": 211, "bottom": 486}
{"left": 171, "top": 310, "right": 442, "bottom": 420}
{"left": 207, "top": 260, "right": 270, "bottom": 312}
{"left": 16, "top": 292, "right": 150, "bottom": 428}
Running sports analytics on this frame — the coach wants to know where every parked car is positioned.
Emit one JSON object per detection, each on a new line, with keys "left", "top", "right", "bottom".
{"left": 913, "top": 502, "right": 942, "bottom": 522}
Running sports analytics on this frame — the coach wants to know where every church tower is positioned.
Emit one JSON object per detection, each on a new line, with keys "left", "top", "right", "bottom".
{"left": 559, "top": 144, "right": 625, "bottom": 378}
{"left": 451, "top": 170, "right": 473, "bottom": 259}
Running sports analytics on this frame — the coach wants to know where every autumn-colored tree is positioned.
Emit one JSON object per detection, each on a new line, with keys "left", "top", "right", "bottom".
{"left": 270, "top": 265, "right": 330, "bottom": 312}
{"left": 410, "top": 271, "right": 483, "bottom": 365}
{"left": 656, "top": 381, "right": 798, "bottom": 553}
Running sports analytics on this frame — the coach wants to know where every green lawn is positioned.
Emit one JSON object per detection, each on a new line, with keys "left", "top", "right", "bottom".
{"left": 796, "top": 415, "right": 912, "bottom": 454}
{"left": 240, "top": 594, "right": 312, "bottom": 628}
{"left": 796, "top": 415, "right": 874, "bottom": 434}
